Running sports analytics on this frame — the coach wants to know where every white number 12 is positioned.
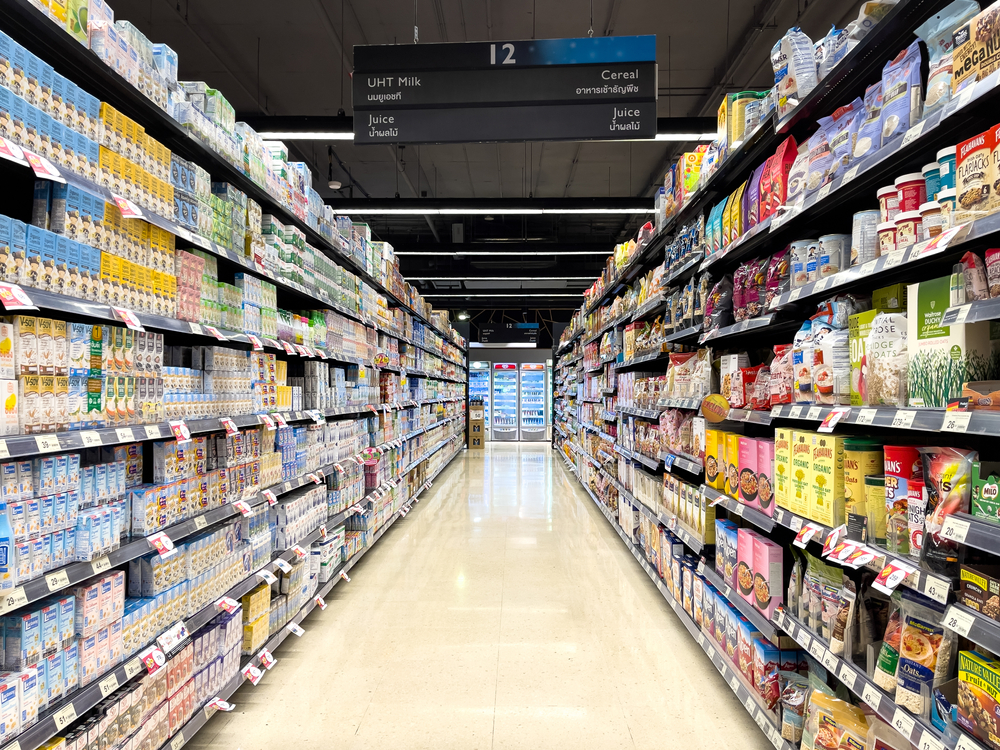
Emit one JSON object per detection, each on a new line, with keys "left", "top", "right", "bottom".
{"left": 491, "top": 43, "right": 516, "bottom": 64}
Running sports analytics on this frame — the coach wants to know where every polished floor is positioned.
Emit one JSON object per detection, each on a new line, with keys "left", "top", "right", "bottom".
{"left": 193, "top": 442, "right": 772, "bottom": 749}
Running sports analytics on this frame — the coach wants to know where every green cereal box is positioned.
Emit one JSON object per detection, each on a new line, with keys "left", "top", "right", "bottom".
{"left": 972, "top": 461, "right": 1000, "bottom": 523}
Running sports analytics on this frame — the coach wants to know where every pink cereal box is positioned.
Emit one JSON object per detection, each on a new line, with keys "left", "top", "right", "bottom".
{"left": 752, "top": 535, "right": 784, "bottom": 620}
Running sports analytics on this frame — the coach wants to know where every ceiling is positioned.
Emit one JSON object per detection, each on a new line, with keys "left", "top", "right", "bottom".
{"left": 113, "top": 0, "right": 862, "bottom": 313}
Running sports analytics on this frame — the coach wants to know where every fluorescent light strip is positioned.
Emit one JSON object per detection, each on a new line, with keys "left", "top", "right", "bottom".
{"left": 395, "top": 251, "right": 609, "bottom": 256}
{"left": 409, "top": 276, "right": 594, "bottom": 280}
{"left": 334, "top": 207, "right": 651, "bottom": 215}
{"left": 423, "top": 293, "right": 582, "bottom": 298}
{"left": 654, "top": 132, "right": 716, "bottom": 141}
{"left": 258, "top": 132, "right": 354, "bottom": 140}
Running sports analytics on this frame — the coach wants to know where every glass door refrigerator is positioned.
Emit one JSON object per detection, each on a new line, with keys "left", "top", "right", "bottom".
{"left": 546, "top": 359, "right": 553, "bottom": 441}
{"left": 469, "top": 362, "right": 491, "bottom": 441}
{"left": 492, "top": 363, "right": 519, "bottom": 441}
{"left": 519, "top": 363, "right": 547, "bottom": 441}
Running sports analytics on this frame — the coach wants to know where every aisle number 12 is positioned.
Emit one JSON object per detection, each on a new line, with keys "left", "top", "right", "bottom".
{"left": 491, "top": 43, "right": 516, "bottom": 64}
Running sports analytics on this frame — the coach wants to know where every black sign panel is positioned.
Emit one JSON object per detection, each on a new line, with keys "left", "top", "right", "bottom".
{"left": 356, "top": 102, "right": 656, "bottom": 144}
{"left": 480, "top": 324, "right": 539, "bottom": 345}
{"left": 352, "top": 35, "right": 656, "bottom": 144}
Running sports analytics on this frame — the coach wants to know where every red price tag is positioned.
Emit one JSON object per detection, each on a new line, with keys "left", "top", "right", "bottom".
{"left": 111, "top": 194, "right": 144, "bottom": 219}
{"left": 315, "top": 596, "right": 327, "bottom": 610}
{"left": 147, "top": 531, "right": 176, "bottom": 558}
{"left": 0, "top": 137, "right": 27, "bottom": 166}
{"left": 291, "top": 545, "right": 307, "bottom": 559}
{"left": 242, "top": 663, "right": 263, "bottom": 685}
{"left": 263, "top": 489, "right": 278, "bottom": 506}
{"left": 367, "top": 405, "right": 378, "bottom": 413}
{"left": 258, "top": 648, "right": 277, "bottom": 669}
{"left": 204, "top": 326, "right": 227, "bottom": 341}
{"left": 138, "top": 645, "right": 166, "bottom": 673}
{"left": 0, "top": 284, "right": 37, "bottom": 311}
{"left": 169, "top": 420, "right": 191, "bottom": 443}
{"left": 873, "top": 559, "right": 916, "bottom": 595}
{"left": 248, "top": 334, "right": 263, "bottom": 351}
{"left": 220, "top": 417, "right": 239, "bottom": 437}
{"left": 794, "top": 523, "right": 823, "bottom": 549}
{"left": 216, "top": 597, "right": 239, "bottom": 613}
{"left": 339, "top": 570, "right": 351, "bottom": 582}
{"left": 281, "top": 341, "right": 295, "bottom": 355}
{"left": 294, "top": 344, "right": 308, "bottom": 356}
{"left": 23, "top": 149, "right": 65, "bottom": 182}
{"left": 819, "top": 407, "right": 851, "bottom": 433}
{"left": 319, "top": 525, "right": 327, "bottom": 538}
{"left": 259, "top": 414, "right": 275, "bottom": 430}
{"left": 112, "top": 307, "right": 145, "bottom": 331}
{"left": 274, "top": 414, "right": 288, "bottom": 428}
{"left": 308, "top": 473, "right": 322, "bottom": 484}
{"left": 233, "top": 500, "right": 252, "bottom": 517}
{"left": 316, "top": 349, "right": 328, "bottom": 359}
{"left": 822, "top": 525, "right": 848, "bottom": 557}
{"left": 844, "top": 546, "right": 878, "bottom": 568}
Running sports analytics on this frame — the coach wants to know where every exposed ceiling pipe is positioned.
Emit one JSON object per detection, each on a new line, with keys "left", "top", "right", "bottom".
{"left": 604, "top": 0, "right": 623, "bottom": 36}
{"left": 385, "top": 146, "right": 441, "bottom": 242}
{"left": 431, "top": 0, "right": 449, "bottom": 40}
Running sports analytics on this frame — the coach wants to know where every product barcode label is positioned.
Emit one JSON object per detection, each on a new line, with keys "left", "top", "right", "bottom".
{"left": 744, "top": 695, "right": 756, "bottom": 713}
{"left": 806, "top": 406, "right": 823, "bottom": 420}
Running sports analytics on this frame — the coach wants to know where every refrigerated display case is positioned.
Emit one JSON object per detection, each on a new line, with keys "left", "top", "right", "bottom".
{"left": 519, "top": 363, "right": 547, "bottom": 441}
{"left": 492, "top": 363, "right": 519, "bottom": 441}
{"left": 469, "top": 361, "right": 491, "bottom": 441}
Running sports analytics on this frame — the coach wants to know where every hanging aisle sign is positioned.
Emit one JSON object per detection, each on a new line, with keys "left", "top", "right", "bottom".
{"left": 352, "top": 35, "right": 657, "bottom": 144}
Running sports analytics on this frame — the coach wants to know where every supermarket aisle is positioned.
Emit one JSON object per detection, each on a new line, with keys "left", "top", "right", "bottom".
{"left": 193, "top": 443, "right": 770, "bottom": 750}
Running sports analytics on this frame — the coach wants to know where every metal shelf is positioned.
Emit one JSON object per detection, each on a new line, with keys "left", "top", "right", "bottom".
{"left": 658, "top": 397, "right": 703, "bottom": 410}
{"left": 617, "top": 405, "right": 666, "bottom": 420}
{"left": 725, "top": 409, "right": 773, "bottom": 425}
{"left": 699, "top": 314, "right": 776, "bottom": 344}
{"left": 769, "top": 403, "right": 1000, "bottom": 436}
{"left": 702, "top": 485, "right": 776, "bottom": 534}
{"left": 628, "top": 293, "right": 666, "bottom": 323}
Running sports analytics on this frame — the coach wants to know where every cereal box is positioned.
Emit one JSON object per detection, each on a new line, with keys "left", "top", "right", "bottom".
{"left": 790, "top": 430, "right": 814, "bottom": 518}
{"left": 810, "top": 433, "right": 845, "bottom": 527}
{"left": 955, "top": 128, "right": 993, "bottom": 224}
{"left": 756, "top": 439, "right": 775, "bottom": 517}
{"left": 752, "top": 535, "right": 784, "bottom": 620}
{"left": 738, "top": 436, "right": 759, "bottom": 510}
{"left": 725, "top": 432, "right": 741, "bottom": 500}
{"left": 775, "top": 427, "right": 792, "bottom": 512}
{"left": 736, "top": 527, "right": 759, "bottom": 606}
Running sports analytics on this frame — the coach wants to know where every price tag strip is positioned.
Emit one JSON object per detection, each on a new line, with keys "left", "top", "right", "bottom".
{"left": 274, "top": 558, "right": 292, "bottom": 574}
{"left": 156, "top": 620, "right": 190, "bottom": 653}
{"left": 147, "top": 531, "right": 177, "bottom": 559}
{"left": 286, "top": 622, "right": 305, "bottom": 637}
{"left": 243, "top": 663, "right": 263, "bottom": 685}
{"left": 872, "top": 558, "right": 917, "bottom": 596}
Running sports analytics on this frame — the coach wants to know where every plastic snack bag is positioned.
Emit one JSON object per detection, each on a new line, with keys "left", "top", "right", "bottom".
{"left": 894, "top": 588, "right": 956, "bottom": 718}
{"left": 873, "top": 590, "right": 904, "bottom": 694}
{"left": 772, "top": 28, "right": 819, "bottom": 121}
{"left": 854, "top": 82, "right": 884, "bottom": 161}
{"left": 704, "top": 276, "right": 734, "bottom": 332}
{"left": 918, "top": 446, "right": 976, "bottom": 578}
{"left": 822, "top": 97, "right": 864, "bottom": 180}
{"left": 960, "top": 251, "right": 990, "bottom": 301}
{"left": 817, "top": 25, "right": 849, "bottom": 79}
{"left": 915, "top": 0, "right": 979, "bottom": 117}
{"left": 880, "top": 41, "right": 923, "bottom": 145}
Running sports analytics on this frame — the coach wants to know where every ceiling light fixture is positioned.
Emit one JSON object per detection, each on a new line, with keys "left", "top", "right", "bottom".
{"left": 395, "top": 250, "right": 610, "bottom": 256}
{"left": 457, "top": 311, "right": 470, "bottom": 320}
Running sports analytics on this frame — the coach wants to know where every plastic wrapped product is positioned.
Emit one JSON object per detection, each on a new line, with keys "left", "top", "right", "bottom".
{"left": 817, "top": 26, "right": 849, "bottom": 79}
{"left": 984, "top": 248, "right": 1000, "bottom": 298}
{"left": 704, "top": 276, "right": 734, "bottom": 332}
{"left": 770, "top": 344, "right": 794, "bottom": 405}
{"left": 894, "top": 588, "right": 956, "bottom": 717}
{"left": 829, "top": 579, "right": 856, "bottom": 655}
{"left": 916, "top": 0, "right": 980, "bottom": 117}
{"left": 919, "top": 446, "right": 976, "bottom": 578}
{"left": 805, "top": 124, "right": 835, "bottom": 195}
{"left": 880, "top": 41, "right": 923, "bottom": 145}
{"left": 813, "top": 327, "right": 849, "bottom": 405}
{"left": 765, "top": 248, "right": 791, "bottom": 308}
{"left": 779, "top": 671, "right": 809, "bottom": 743}
{"left": 864, "top": 312, "right": 908, "bottom": 406}
{"left": 772, "top": 28, "right": 819, "bottom": 121}
{"left": 696, "top": 273, "right": 712, "bottom": 325}
{"left": 961, "top": 251, "right": 990, "bottom": 300}
{"left": 792, "top": 320, "right": 815, "bottom": 404}
{"left": 786, "top": 147, "right": 810, "bottom": 206}
{"left": 846, "top": 0, "right": 899, "bottom": 47}
{"left": 769, "top": 136, "right": 800, "bottom": 213}
{"left": 744, "top": 257, "right": 768, "bottom": 319}
{"left": 854, "top": 82, "right": 884, "bottom": 161}
{"left": 813, "top": 293, "right": 869, "bottom": 330}
{"left": 801, "top": 690, "right": 870, "bottom": 750}
{"left": 821, "top": 97, "right": 864, "bottom": 181}
{"left": 873, "top": 590, "right": 904, "bottom": 694}
{"left": 733, "top": 264, "right": 749, "bottom": 322}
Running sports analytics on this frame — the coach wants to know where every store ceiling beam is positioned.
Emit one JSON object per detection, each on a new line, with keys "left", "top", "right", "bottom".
{"left": 320, "top": 198, "right": 653, "bottom": 214}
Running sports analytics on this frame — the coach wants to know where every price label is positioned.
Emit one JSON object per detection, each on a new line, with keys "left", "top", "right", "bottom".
{"left": 843, "top": 165, "right": 861, "bottom": 184}
{"left": 794, "top": 523, "right": 823, "bottom": 548}
{"left": 147, "top": 531, "right": 176, "bottom": 559}
{"left": 744, "top": 694, "right": 756, "bottom": 713}
{"left": 280, "top": 341, "right": 295, "bottom": 355}
{"left": 77, "top": 430, "right": 104, "bottom": 449}
{"left": 942, "top": 411, "right": 972, "bottom": 433}
{"left": 0, "top": 587, "right": 27, "bottom": 616}
{"left": 207, "top": 697, "right": 236, "bottom": 713}
{"left": 808, "top": 640, "right": 825, "bottom": 661}
{"left": 319, "top": 525, "right": 327, "bottom": 539}
{"left": 789, "top": 516, "right": 803, "bottom": 532}
{"left": 169, "top": 420, "right": 191, "bottom": 444}
{"left": 892, "top": 708, "right": 916, "bottom": 738}
{"left": 316, "top": 349, "right": 328, "bottom": 359}
{"left": 956, "top": 736, "right": 980, "bottom": 750}
{"left": 258, "top": 648, "right": 276, "bottom": 669}
{"left": 0, "top": 441, "right": 9, "bottom": 460}
{"left": 259, "top": 414, "right": 275, "bottom": 430}
{"left": 838, "top": 664, "right": 857, "bottom": 690}
{"left": 53, "top": 702, "right": 77, "bottom": 730}
{"left": 243, "top": 663, "right": 263, "bottom": 685}
{"left": 34, "top": 434, "right": 60, "bottom": 453}
{"left": 788, "top": 405, "right": 804, "bottom": 419}
{"left": 291, "top": 546, "right": 307, "bottom": 559}
{"left": 216, "top": 597, "right": 239, "bottom": 613}
{"left": 193, "top": 516, "right": 208, "bottom": 530}
{"left": 144, "top": 425, "right": 163, "bottom": 440}
{"left": 943, "top": 605, "right": 976, "bottom": 637}
{"left": 883, "top": 251, "right": 905, "bottom": 270}
{"left": 923, "top": 576, "right": 950, "bottom": 605}
{"left": 124, "top": 659, "right": 144, "bottom": 679}
{"left": 156, "top": 620, "right": 189, "bottom": 653}
{"left": 822, "top": 648, "right": 839, "bottom": 672}
{"left": 729, "top": 674, "right": 740, "bottom": 691}
{"left": 138, "top": 644, "right": 167, "bottom": 673}
{"left": 111, "top": 306, "right": 144, "bottom": 331}
{"left": 91, "top": 556, "right": 112, "bottom": 574}
{"left": 274, "top": 414, "right": 288, "bottom": 428}
{"left": 788, "top": 289, "right": 803, "bottom": 302}
{"left": 872, "top": 559, "right": 917, "bottom": 595}
{"left": 286, "top": 622, "right": 305, "bottom": 637}
{"left": 941, "top": 516, "right": 971, "bottom": 544}
{"left": 189, "top": 323, "right": 204, "bottom": 336}
{"left": 862, "top": 682, "right": 882, "bottom": 709}
{"left": 307, "top": 410, "right": 325, "bottom": 424}
{"left": 220, "top": 417, "right": 239, "bottom": 437}
{"left": 806, "top": 406, "right": 823, "bottom": 420}
{"left": 203, "top": 325, "right": 227, "bottom": 341}
{"left": 232, "top": 500, "right": 252, "bottom": 517}
{"left": 817, "top": 183, "right": 832, "bottom": 202}
{"left": 171, "top": 734, "right": 185, "bottom": 750}
{"left": 314, "top": 596, "right": 327, "bottom": 610}
{"left": 45, "top": 569, "right": 70, "bottom": 592}
{"left": 890, "top": 410, "right": 916, "bottom": 429}
{"left": 814, "top": 277, "right": 832, "bottom": 293}
{"left": 257, "top": 569, "right": 277, "bottom": 585}
{"left": 918, "top": 731, "right": 945, "bottom": 750}
{"left": 99, "top": 672, "right": 119, "bottom": 697}
{"left": 248, "top": 335, "right": 264, "bottom": 351}
{"left": 0, "top": 283, "right": 37, "bottom": 312}
{"left": 0, "top": 136, "right": 27, "bottom": 165}
{"left": 731, "top": 503, "right": 745, "bottom": 517}
{"left": 274, "top": 558, "right": 292, "bottom": 574}
{"left": 263, "top": 489, "right": 278, "bottom": 506}
{"left": 901, "top": 120, "right": 926, "bottom": 148}
{"left": 855, "top": 409, "right": 878, "bottom": 426}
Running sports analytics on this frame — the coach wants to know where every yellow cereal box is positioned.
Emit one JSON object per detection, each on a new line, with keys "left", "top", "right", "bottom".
{"left": 790, "top": 430, "right": 814, "bottom": 518}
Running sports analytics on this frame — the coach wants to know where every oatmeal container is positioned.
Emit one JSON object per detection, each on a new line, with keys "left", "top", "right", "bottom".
{"left": 937, "top": 188, "right": 956, "bottom": 230}
{"left": 895, "top": 173, "right": 927, "bottom": 212}
{"left": 937, "top": 146, "right": 956, "bottom": 192}
{"left": 877, "top": 185, "right": 901, "bottom": 223}
{"left": 922, "top": 162, "right": 941, "bottom": 201}
{"left": 877, "top": 222, "right": 897, "bottom": 256}
{"left": 851, "top": 210, "right": 880, "bottom": 266}
{"left": 919, "top": 201, "right": 943, "bottom": 239}
{"left": 790, "top": 240, "right": 815, "bottom": 288}
{"left": 818, "top": 234, "right": 850, "bottom": 277}
{"left": 894, "top": 211, "right": 922, "bottom": 252}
